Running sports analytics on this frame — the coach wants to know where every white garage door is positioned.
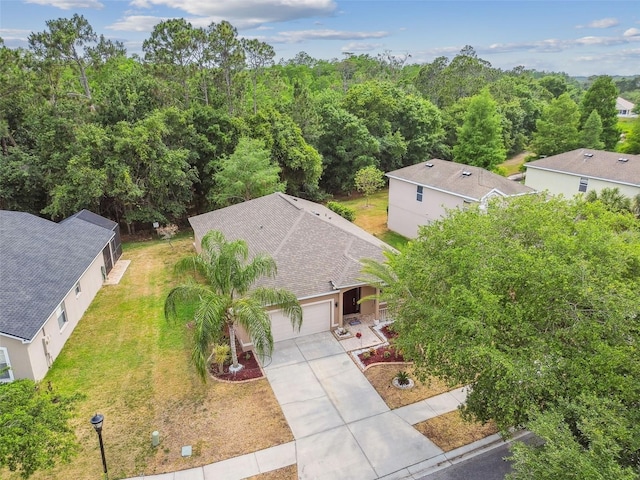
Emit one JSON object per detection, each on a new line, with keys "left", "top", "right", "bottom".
{"left": 270, "top": 300, "right": 332, "bottom": 342}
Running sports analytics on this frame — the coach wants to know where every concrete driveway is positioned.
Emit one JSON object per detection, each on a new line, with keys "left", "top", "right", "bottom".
{"left": 264, "top": 332, "right": 445, "bottom": 480}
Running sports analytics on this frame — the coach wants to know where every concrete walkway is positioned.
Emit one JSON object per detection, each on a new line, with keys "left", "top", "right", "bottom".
{"left": 127, "top": 333, "right": 506, "bottom": 480}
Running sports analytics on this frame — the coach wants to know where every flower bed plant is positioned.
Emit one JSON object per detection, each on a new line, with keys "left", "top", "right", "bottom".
{"left": 357, "top": 344, "right": 404, "bottom": 367}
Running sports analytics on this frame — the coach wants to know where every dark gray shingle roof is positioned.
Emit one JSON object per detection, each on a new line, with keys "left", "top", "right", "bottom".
{"left": 386, "top": 159, "right": 533, "bottom": 200}
{"left": 188, "top": 193, "right": 390, "bottom": 299}
{"left": 0, "top": 211, "right": 114, "bottom": 341}
{"left": 525, "top": 149, "right": 640, "bottom": 186}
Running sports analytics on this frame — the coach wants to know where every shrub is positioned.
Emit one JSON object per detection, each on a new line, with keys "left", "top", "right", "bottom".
{"left": 362, "top": 352, "right": 371, "bottom": 360}
{"left": 326, "top": 201, "right": 356, "bottom": 222}
{"left": 383, "top": 350, "right": 391, "bottom": 359}
{"left": 396, "top": 370, "right": 410, "bottom": 386}
{"left": 211, "top": 344, "right": 230, "bottom": 374}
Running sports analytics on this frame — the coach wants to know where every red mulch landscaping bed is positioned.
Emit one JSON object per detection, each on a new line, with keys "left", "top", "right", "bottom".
{"left": 209, "top": 350, "right": 264, "bottom": 381}
{"left": 380, "top": 325, "right": 398, "bottom": 340}
{"left": 358, "top": 345, "right": 404, "bottom": 368}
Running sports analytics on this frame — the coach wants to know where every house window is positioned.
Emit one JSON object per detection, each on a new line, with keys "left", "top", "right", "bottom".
{"left": 0, "top": 348, "right": 13, "bottom": 382}
{"left": 75, "top": 281, "right": 81, "bottom": 296}
{"left": 579, "top": 177, "right": 588, "bottom": 192}
{"left": 57, "top": 303, "right": 68, "bottom": 330}
{"left": 416, "top": 185, "right": 423, "bottom": 202}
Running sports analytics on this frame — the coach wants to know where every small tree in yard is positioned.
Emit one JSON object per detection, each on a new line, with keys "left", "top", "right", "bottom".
{"left": 354, "top": 165, "right": 385, "bottom": 206}
{"left": 0, "top": 380, "right": 82, "bottom": 478}
{"left": 164, "top": 230, "right": 302, "bottom": 379}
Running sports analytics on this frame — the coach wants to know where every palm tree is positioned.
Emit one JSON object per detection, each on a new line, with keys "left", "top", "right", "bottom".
{"left": 164, "top": 230, "right": 302, "bottom": 379}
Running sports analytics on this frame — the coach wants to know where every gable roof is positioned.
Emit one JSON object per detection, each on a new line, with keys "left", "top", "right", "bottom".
{"left": 617, "top": 97, "right": 635, "bottom": 111}
{"left": 188, "top": 193, "right": 391, "bottom": 300}
{"left": 386, "top": 159, "right": 534, "bottom": 201}
{"left": 0, "top": 211, "right": 114, "bottom": 341}
{"left": 64, "top": 209, "right": 118, "bottom": 231}
{"left": 525, "top": 149, "right": 640, "bottom": 187}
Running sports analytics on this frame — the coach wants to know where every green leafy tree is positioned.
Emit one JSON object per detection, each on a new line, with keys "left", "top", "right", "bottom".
{"left": 164, "top": 230, "right": 303, "bottom": 378}
{"left": 363, "top": 194, "right": 640, "bottom": 476}
{"left": 354, "top": 165, "right": 385, "bottom": 206}
{"left": 241, "top": 38, "right": 275, "bottom": 114}
{"left": 531, "top": 92, "right": 580, "bottom": 156}
{"left": 620, "top": 115, "right": 640, "bottom": 154}
{"left": 0, "top": 380, "right": 81, "bottom": 478}
{"left": 585, "top": 187, "right": 632, "bottom": 213}
{"left": 208, "top": 21, "right": 245, "bottom": 115}
{"left": 453, "top": 90, "right": 506, "bottom": 169}
{"left": 28, "top": 14, "right": 97, "bottom": 103}
{"left": 210, "top": 137, "right": 284, "bottom": 206}
{"left": 580, "top": 76, "right": 620, "bottom": 150}
{"left": 580, "top": 109, "right": 605, "bottom": 149}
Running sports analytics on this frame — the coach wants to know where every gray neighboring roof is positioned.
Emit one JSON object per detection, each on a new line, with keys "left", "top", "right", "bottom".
{"left": 617, "top": 97, "right": 635, "bottom": 111}
{"left": 64, "top": 209, "right": 118, "bottom": 231}
{"left": 386, "top": 159, "right": 534, "bottom": 201}
{"left": 188, "top": 193, "right": 391, "bottom": 299}
{"left": 525, "top": 149, "right": 640, "bottom": 187}
{"left": 0, "top": 211, "right": 114, "bottom": 341}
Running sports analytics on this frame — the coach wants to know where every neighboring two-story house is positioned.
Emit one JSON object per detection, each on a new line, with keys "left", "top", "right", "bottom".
{"left": 386, "top": 160, "right": 534, "bottom": 238}
{"left": 524, "top": 149, "right": 640, "bottom": 199}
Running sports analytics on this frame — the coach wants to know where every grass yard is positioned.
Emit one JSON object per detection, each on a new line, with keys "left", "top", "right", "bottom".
{"left": 414, "top": 411, "right": 499, "bottom": 452}
{"left": 364, "top": 364, "right": 451, "bottom": 409}
{"left": 333, "top": 190, "right": 409, "bottom": 250}
{"left": 8, "top": 237, "right": 292, "bottom": 480}
{"left": 498, "top": 151, "right": 530, "bottom": 176}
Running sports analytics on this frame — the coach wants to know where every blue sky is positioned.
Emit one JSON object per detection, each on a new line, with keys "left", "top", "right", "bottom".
{"left": 1, "top": 0, "right": 639, "bottom": 75}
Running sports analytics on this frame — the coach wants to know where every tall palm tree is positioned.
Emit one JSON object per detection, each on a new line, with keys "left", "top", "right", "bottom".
{"left": 164, "top": 230, "right": 302, "bottom": 379}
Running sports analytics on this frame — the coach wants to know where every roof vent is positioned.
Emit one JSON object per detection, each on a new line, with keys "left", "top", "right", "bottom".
{"left": 618, "top": 157, "right": 629, "bottom": 163}
{"left": 425, "top": 162, "right": 434, "bottom": 167}
{"left": 462, "top": 171, "right": 472, "bottom": 176}
{"left": 584, "top": 153, "right": 594, "bottom": 157}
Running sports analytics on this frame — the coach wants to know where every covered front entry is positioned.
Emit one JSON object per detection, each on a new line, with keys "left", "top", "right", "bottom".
{"left": 342, "top": 287, "right": 361, "bottom": 316}
{"left": 270, "top": 300, "right": 333, "bottom": 342}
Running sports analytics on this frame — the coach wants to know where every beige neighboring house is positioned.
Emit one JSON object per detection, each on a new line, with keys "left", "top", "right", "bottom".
{"left": 386, "top": 160, "right": 534, "bottom": 238}
{"left": 188, "top": 193, "right": 391, "bottom": 346}
{"left": 0, "top": 210, "right": 122, "bottom": 382}
{"left": 524, "top": 149, "right": 640, "bottom": 199}
{"left": 617, "top": 97, "right": 637, "bottom": 118}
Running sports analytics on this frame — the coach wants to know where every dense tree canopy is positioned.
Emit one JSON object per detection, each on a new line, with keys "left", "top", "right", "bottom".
{"left": 363, "top": 194, "right": 640, "bottom": 478}
{"left": 0, "top": 15, "right": 628, "bottom": 226}
{"left": 531, "top": 92, "right": 580, "bottom": 156}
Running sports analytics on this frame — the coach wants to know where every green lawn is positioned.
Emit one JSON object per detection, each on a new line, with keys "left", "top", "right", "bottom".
{"left": 332, "top": 190, "right": 409, "bottom": 250}
{"left": 6, "top": 237, "right": 292, "bottom": 480}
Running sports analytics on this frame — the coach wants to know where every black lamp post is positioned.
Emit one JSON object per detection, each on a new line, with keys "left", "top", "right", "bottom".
{"left": 90, "top": 413, "right": 108, "bottom": 478}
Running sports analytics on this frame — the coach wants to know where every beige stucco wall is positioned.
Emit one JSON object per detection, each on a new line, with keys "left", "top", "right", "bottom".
{"left": 525, "top": 168, "right": 640, "bottom": 199}
{"left": 387, "top": 178, "right": 465, "bottom": 238}
{"left": 358, "top": 286, "right": 377, "bottom": 317}
{"left": 1, "top": 252, "right": 107, "bottom": 382}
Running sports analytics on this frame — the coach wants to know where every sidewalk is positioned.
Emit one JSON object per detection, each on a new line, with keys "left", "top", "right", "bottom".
{"left": 125, "top": 332, "right": 509, "bottom": 480}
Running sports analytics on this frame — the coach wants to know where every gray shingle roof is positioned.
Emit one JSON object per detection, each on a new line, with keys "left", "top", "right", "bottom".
{"left": 0, "top": 211, "right": 114, "bottom": 341}
{"left": 188, "top": 193, "right": 390, "bottom": 299}
{"left": 525, "top": 149, "right": 640, "bottom": 186}
{"left": 386, "top": 159, "right": 534, "bottom": 200}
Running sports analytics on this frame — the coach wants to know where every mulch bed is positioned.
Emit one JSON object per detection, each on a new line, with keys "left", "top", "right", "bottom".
{"left": 209, "top": 350, "right": 264, "bottom": 381}
{"left": 358, "top": 345, "right": 405, "bottom": 368}
{"left": 380, "top": 324, "right": 397, "bottom": 340}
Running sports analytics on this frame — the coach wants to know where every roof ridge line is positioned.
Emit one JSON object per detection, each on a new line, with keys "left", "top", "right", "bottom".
{"left": 273, "top": 206, "right": 306, "bottom": 257}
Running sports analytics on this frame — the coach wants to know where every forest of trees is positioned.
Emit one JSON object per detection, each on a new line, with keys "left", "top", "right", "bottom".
{"left": 1, "top": 15, "right": 639, "bottom": 231}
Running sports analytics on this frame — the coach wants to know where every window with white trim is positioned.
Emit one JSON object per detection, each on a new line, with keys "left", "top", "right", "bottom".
{"left": 57, "top": 303, "right": 68, "bottom": 330}
{"left": 0, "top": 347, "right": 13, "bottom": 382}
{"left": 75, "top": 281, "right": 81, "bottom": 296}
{"left": 416, "top": 185, "right": 423, "bottom": 202}
{"left": 579, "top": 177, "right": 588, "bottom": 192}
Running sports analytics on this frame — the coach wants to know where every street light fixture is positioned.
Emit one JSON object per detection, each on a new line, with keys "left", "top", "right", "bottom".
{"left": 90, "top": 413, "right": 108, "bottom": 478}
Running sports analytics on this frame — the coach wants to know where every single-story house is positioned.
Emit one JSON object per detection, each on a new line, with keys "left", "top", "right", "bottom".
{"left": 617, "top": 97, "right": 637, "bottom": 118}
{"left": 524, "top": 149, "right": 640, "bottom": 199}
{"left": 188, "top": 193, "right": 391, "bottom": 345}
{"left": 0, "top": 210, "right": 122, "bottom": 382}
{"left": 386, "top": 160, "right": 535, "bottom": 238}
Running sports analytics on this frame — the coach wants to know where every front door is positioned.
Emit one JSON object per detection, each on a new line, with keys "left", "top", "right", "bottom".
{"left": 342, "top": 288, "right": 361, "bottom": 316}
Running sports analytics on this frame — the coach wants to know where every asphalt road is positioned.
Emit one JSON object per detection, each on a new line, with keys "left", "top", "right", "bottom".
{"left": 418, "top": 434, "right": 536, "bottom": 480}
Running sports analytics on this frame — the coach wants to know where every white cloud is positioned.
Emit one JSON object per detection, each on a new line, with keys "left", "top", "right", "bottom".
{"left": 624, "top": 28, "right": 640, "bottom": 37}
{"left": 128, "top": 0, "right": 336, "bottom": 24}
{"left": 576, "top": 17, "right": 619, "bottom": 29}
{"left": 24, "top": 0, "right": 103, "bottom": 9}
{"left": 0, "top": 28, "right": 31, "bottom": 41}
{"left": 266, "top": 29, "right": 389, "bottom": 44}
{"left": 341, "top": 42, "right": 384, "bottom": 52}
{"left": 107, "top": 15, "right": 169, "bottom": 32}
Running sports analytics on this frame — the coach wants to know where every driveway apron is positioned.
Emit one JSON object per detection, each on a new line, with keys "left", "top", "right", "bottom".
{"left": 264, "top": 332, "right": 444, "bottom": 480}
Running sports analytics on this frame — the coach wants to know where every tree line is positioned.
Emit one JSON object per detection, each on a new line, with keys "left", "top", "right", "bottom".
{"left": 1, "top": 15, "right": 639, "bottom": 231}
